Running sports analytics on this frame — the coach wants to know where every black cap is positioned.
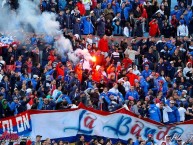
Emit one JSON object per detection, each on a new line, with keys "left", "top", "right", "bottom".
{"left": 36, "top": 135, "right": 42, "bottom": 138}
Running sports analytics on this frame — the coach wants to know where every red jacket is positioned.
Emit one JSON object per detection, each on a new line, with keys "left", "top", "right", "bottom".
{"left": 98, "top": 38, "right": 109, "bottom": 52}
{"left": 56, "top": 63, "right": 64, "bottom": 77}
{"left": 92, "top": 69, "right": 102, "bottom": 83}
{"left": 141, "top": 8, "right": 148, "bottom": 18}
{"left": 122, "top": 58, "right": 132, "bottom": 69}
{"left": 77, "top": 2, "right": 86, "bottom": 16}
{"left": 75, "top": 64, "right": 83, "bottom": 82}
{"left": 91, "top": 0, "right": 97, "bottom": 9}
{"left": 126, "top": 73, "right": 139, "bottom": 86}
{"left": 171, "top": 16, "right": 178, "bottom": 28}
{"left": 149, "top": 19, "right": 160, "bottom": 37}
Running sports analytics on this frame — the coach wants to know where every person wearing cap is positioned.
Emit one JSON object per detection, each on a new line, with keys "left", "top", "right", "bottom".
{"left": 171, "top": 5, "right": 182, "bottom": 20}
{"left": 183, "top": 62, "right": 193, "bottom": 80}
{"left": 167, "top": 100, "right": 180, "bottom": 123}
{"left": 73, "top": 18, "right": 82, "bottom": 37}
{"left": 167, "top": 61, "right": 176, "bottom": 80}
{"left": 31, "top": 75, "right": 39, "bottom": 90}
{"left": 177, "top": 20, "right": 189, "bottom": 37}
{"left": 175, "top": 70, "right": 185, "bottom": 87}
{"left": 141, "top": 64, "right": 152, "bottom": 79}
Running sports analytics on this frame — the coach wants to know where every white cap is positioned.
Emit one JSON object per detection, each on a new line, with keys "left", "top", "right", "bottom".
{"left": 96, "top": 65, "right": 101, "bottom": 71}
{"left": 127, "top": 68, "right": 132, "bottom": 72}
{"left": 74, "top": 34, "right": 80, "bottom": 39}
{"left": 33, "top": 75, "right": 39, "bottom": 79}
{"left": 26, "top": 88, "right": 32, "bottom": 94}
{"left": 182, "top": 90, "right": 187, "bottom": 94}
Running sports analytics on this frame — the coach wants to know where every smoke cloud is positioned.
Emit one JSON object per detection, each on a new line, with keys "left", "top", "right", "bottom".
{"left": 0, "top": 0, "right": 93, "bottom": 68}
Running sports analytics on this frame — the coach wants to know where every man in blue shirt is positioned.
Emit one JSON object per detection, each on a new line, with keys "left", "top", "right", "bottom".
{"left": 125, "top": 86, "right": 139, "bottom": 100}
{"left": 141, "top": 64, "right": 152, "bottom": 80}
{"left": 168, "top": 100, "right": 180, "bottom": 124}
{"left": 15, "top": 56, "right": 22, "bottom": 73}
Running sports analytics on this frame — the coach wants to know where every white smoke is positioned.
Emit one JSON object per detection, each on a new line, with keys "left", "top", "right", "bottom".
{"left": 0, "top": 0, "right": 93, "bottom": 68}
{"left": 74, "top": 49, "right": 93, "bottom": 70}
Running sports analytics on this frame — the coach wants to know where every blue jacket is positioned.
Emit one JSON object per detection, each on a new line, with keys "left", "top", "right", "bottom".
{"left": 81, "top": 17, "right": 94, "bottom": 35}
{"left": 58, "top": 0, "right": 67, "bottom": 11}
{"left": 100, "top": 92, "right": 111, "bottom": 105}
{"left": 37, "top": 97, "right": 44, "bottom": 110}
{"left": 31, "top": 78, "right": 38, "bottom": 90}
{"left": 123, "top": 5, "right": 132, "bottom": 20}
{"left": 139, "top": 77, "right": 149, "bottom": 96}
{"left": 112, "top": 3, "right": 121, "bottom": 14}
{"left": 112, "top": 23, "right": 122, "bottom": 35}
{"left": 168, "top": 106, "right": 180, "bottom": 123}
{"left": 44, "top": 35, "right": 54, "bottom": 44}
{"left": 94, "top": 8, "right": 103, "bottom": 19}
{"left": 9, "top": 102, "right": 19, "bottom": 115}
{"left": 30, "top": 37, "right": 37, "bottom": 45}
{"left": 97, "top": 19, "right": 105, "bottom": 36}
{"left": 101, "top": 2, "right": 108, "bottom": 9}
{"left": 85, "top": 80, "right": 94, "bottom": 89}
{"left": 157, "top": 82, "right": 168, "bottom": 97}
{"left": 108, "top": 91, "right": 124, "bottom": 102}
{"left": 141, "top": 70, "right": 152, "bottom": 79}
{"left": 20, "top": 75, "right": 30, "bottom": 83}
{"left": 15, "top": 61, "right": 22, "bottom": 72}
{"left": 148, "top": 104, "right": 162, "bottom": 122}
{"left": 73, "top": 22, "right": 81, "bottom": 36}
{"left": 61, "top": 95, "right": 72, "bottom": 104}
{"left": 171, "top": 10, "right": 182, "bottom": 20}
{"left": 45, "top": 69, "right": 55, "bottom": 76}
{"left": 125, "top": 90, "right": 139, "bottom": 100}
{"left": 184, "top": 10, "right": 192, "bottom": 25}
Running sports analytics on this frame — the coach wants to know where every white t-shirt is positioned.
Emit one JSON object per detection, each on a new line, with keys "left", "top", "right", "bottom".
{"left": 124, "top": 49, "right": 138, "bottom": 62}
{"left": 178, "top": 107, "right": 186, "bottom": 122}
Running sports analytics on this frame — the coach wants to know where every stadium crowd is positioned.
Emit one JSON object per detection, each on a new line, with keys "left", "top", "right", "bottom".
{"left": 1, "top": 0, "right": 193, "bottom": 124}
{"left": 0, "top": 0, "right": 193, "bottom": 144}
